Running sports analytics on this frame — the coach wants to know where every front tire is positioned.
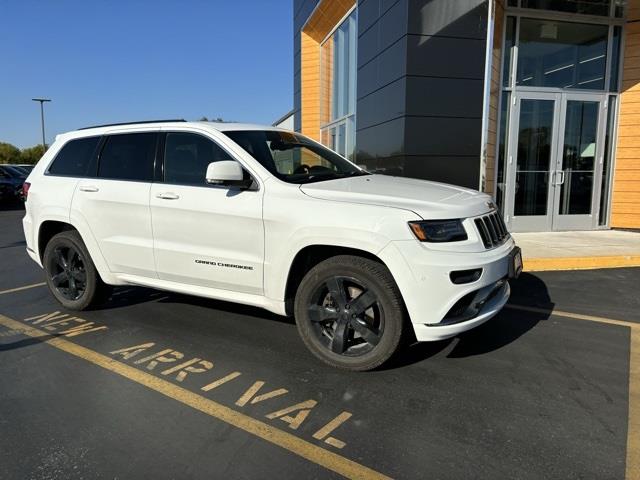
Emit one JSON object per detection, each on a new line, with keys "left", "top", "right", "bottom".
{"left": 294, "top": 255, "right": 405, "bottom": 371}
{"left": 43, "top": 230, "right": 109, "bottom": 310}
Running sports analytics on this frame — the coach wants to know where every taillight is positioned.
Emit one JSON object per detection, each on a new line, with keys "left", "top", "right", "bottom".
{"left": 22, "top": 182, "right": 30, "bottom": 200}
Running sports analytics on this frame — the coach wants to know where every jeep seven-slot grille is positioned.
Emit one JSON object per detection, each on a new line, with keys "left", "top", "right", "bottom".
{"left": 474, "top": 211, "right": 509, "bottom": 248}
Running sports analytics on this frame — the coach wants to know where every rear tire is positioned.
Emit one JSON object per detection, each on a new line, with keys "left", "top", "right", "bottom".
{"left": 43, "top": 230, "right": 109, "bottom": 310}
{"left": 294, "top": 255, "right": 405, "bottom": 371}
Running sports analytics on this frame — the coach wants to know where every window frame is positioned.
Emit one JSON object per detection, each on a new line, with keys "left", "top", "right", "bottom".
{"left": 507, "top": 0, "right": 626, "bottom": 19}
{"left": 45, "top": 135, "right": 103, "bottom": 179}
{"left": 95, "top": 131, "right": 160, "bottom": 183}
{"left": 319, "top": 6, "right": 357, "bottom": 161}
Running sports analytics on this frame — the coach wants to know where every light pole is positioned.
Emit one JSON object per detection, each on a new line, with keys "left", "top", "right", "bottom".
{"left": 32, "top": 98, "right": 51, "bottom": 151}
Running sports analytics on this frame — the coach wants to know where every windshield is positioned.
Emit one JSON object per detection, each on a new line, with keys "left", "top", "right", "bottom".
{"left": 223, "top": 130, "right": 368, "bottom": 184}
{"left": 0, "top": 165, "right": 26, "bottom": 178}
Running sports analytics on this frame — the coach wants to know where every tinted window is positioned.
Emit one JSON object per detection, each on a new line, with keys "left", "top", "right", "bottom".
{"left": 98, "top": 133, "right": 156, "bottom": 182}
{"left": 164, "top": 132, "right": 233, "bottom": 185}
{"left": 48, "top": 136, "right": 100, "bottom": 176}
{"left": 516, "top": 19, "right": 608, "bottom": 90}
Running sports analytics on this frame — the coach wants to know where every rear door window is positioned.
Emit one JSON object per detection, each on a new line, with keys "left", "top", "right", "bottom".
{"left": 98, "top": 133, "right": 157, "bottom": 182}
{"left": 163, "top": 132, "right": 234, "bottom": 185}
{"left": 48, "top": 136, "right": 101, "bottom": 177}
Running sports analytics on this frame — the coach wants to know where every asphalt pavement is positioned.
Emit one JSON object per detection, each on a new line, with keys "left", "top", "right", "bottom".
{"left": 0, "top": 207, "right": 637, "bottom": 479}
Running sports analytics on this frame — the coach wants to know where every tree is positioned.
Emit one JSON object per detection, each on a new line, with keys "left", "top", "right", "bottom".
{"left": 197, "top": 116, "right": 230, "bottom": 123}
{"left": 20, "top": 145, "right": 46, "bottom": 165}
{"left": 0, "top": 142, "right": 21, "bottom": 164}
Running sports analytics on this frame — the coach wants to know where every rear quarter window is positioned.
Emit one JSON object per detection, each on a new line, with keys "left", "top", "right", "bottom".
{"left": 47, "top": 136, "right": 101, "bottom": 176}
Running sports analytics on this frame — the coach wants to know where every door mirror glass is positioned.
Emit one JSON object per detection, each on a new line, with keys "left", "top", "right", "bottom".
{"left": 205, "top": 161, "right": 249, "bottom": 187}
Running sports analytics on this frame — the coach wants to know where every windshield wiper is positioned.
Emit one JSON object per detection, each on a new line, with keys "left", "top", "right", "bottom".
{"left": 343, "top": 170, "right": 370, "bottom": 177}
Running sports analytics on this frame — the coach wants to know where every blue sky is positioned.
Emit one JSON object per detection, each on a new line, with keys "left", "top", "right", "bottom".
{"left": 0, "top": 0, "right": 293, "bottom": 148}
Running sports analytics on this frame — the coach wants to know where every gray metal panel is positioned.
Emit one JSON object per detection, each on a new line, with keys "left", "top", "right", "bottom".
{"left": 355, "top": 117, "right": 405, "bottom": 161}
{"left": 357, "top": 0, "right": 408, "bottom": 67}
{"left": 407, "top": 0, "right": 488, "bottom": 39}
{"left": 358, "top": 0, "right": 383, "bottom": 33}
{"left": 403, "top": 117, "right": 482, "bottom": 157}
{"left": 403, "top": 155, "right": 481, "bottom": 187}
{"left": 405, "top": 35, "right": 486, "bottom": 79}
{"left": 356, "top": 37, "right": 407, "bottom": 99}
{"left": 405, "top": 76, "right": 484, "bottom": 118}
{"left": 354, "top": 154, "right": 481, "bottom": 187}
{"left": 356, "top": 77, "right": 406, "bottom": 130}
{"left": 294, "top": 0, "right": 319, "bottom": 30}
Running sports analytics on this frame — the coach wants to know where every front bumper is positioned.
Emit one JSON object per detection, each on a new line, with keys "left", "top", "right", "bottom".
{"left": 412, "top": 281, "right": 509, "bottom": 341}
{"left": 378, "top": 238, "right": 515, "bottom": 341}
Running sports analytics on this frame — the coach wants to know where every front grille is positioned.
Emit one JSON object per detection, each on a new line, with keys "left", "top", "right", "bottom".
{"left": 474, "top": 211, "right": 509, "bottom": 249}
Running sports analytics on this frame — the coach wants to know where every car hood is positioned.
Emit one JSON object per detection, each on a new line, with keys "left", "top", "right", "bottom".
{"left": 299, "top": 174, "right": 493, "bottom": 219}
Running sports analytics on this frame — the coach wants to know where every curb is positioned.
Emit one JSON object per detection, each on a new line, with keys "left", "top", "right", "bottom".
{"left": 523, "top": 255, "right": 640, "bottom": 272}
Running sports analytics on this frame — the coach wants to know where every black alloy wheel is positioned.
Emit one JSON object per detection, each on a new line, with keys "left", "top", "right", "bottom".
{"left": 294, "top": 255, "right": 405, "bottom": 371}
{"left": 307, "top": 276, "right": 384, "bottom": 356}
{"left": 43, "top": 230, "right": 109, "bottom": 310}
{"left": 48, "top": 245, "right": 87, "bottom": 301}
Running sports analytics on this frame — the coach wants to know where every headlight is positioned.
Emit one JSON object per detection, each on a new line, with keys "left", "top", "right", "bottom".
{"left": 408, "top": 220, "right": 468, "bottom": 242}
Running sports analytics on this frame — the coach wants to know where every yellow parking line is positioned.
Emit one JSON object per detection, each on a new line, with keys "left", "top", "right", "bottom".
{"left": 0, "top": 282, "right": 46, "bottom": 296}
{"left": 0, "top": 314, "right": 390, "bottom": 480}
{"left": 506, "top": 304, "right": 638, "bottom": 329}
{"left": 629, "top": 329, "right": 640, "bottom": 480}
{"left": 507, "top": 303, "right": 639, "bottom": 478}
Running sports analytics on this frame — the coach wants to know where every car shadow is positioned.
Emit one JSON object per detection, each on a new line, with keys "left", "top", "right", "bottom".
{"left": 0, "top": 335, "right": 52, "bottom": 351}
{"left": 74, "top": 273, "right": 553, "bottom": 368}
{"left": 93, "top": 286, "right": 295, "bottom": 326}
{"left": 383, "top": 273, "right": 554, "bottom": 368}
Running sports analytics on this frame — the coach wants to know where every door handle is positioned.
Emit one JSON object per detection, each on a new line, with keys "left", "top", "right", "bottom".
{"left": 79, "top": 185, "right": 99, "bottom": 192}
{"left": 555, "top": 170, "right": 565, "bottom": 186}
{"left": 156, "top": 192, "right": 180, "bottom": 200}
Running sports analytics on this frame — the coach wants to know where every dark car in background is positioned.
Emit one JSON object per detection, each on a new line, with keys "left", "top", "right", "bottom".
{"left": 0, "top": 165, "right": 27, "bottom": 203}
{"left": 9, "top": 164, "right": 33, "bottom": 175}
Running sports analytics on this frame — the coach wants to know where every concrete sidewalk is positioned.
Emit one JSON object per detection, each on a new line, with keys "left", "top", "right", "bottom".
{"left": 513, "top": 230, "right": 640, "bottom": 271}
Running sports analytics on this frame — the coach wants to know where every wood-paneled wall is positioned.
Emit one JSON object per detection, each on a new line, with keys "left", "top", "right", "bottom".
{"left": 612, "top": 2, "right": 640, "bottom": 228}
{"left": 300, "top": 0, "right": 355, "bottom": 141}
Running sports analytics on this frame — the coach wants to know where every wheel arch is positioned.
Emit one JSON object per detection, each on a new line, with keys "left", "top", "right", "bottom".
{"left": 283, "top": 244, "right": 389, "bottom": 316}
{"left": 38, "top": 220, "right": 76, "bottom": 262}
{"left": 36, "top": 218, "right": 120, "bottom": 285}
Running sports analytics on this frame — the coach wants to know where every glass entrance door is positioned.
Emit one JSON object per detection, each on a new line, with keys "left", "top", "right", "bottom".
{"left": 505, "top": 92, "right": 606, "bottom": 231}
{"left": 552, "top": 94, "right": 605, "bottom": 230}
{"left": 507, "top": 92, "right": 560, "bottom": 231}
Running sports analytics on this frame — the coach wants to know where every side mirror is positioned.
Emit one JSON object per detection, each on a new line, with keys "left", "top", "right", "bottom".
{"left": 205, "top": 161, "right": 252, "bottom": 188}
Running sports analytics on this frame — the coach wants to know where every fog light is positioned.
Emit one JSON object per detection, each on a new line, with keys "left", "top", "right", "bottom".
{"left": 449, "top": 268, "right": 482, "bottom": 285}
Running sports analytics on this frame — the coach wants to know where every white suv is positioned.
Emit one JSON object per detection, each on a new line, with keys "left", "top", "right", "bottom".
{"left": 22, "top": 120, "right": 521, "bottom": 370}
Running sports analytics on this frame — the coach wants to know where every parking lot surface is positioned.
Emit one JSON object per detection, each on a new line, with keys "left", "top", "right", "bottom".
{"left": 0, "top": 208, "right": 637, "bottom": 479}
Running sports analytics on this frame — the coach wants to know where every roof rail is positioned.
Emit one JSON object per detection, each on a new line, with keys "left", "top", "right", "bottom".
{"left": 78, "top": 119, "right": 186, "bottom": 130}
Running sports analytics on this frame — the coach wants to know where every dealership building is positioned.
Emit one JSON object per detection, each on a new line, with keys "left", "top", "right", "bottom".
{"left": 291, "top": 0, "right": 640, "bottom": 232}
